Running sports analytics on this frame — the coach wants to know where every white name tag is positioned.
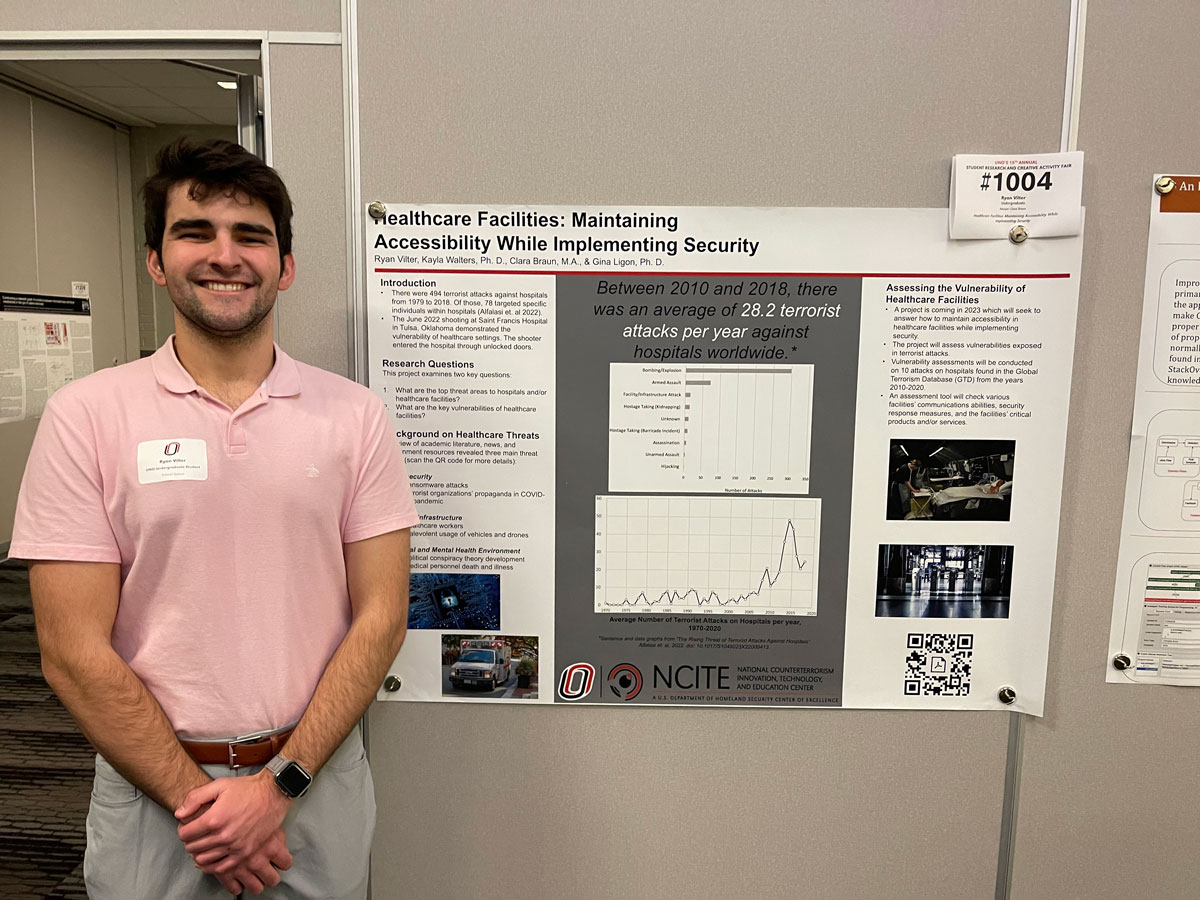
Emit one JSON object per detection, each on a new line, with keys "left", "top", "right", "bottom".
{"left": 137, "top": 439, "right": 209, "bottom": 484}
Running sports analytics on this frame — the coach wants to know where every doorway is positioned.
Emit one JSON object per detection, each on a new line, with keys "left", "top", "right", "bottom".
{"left": 0, "top": 40, "right": 265, "bottom": 899}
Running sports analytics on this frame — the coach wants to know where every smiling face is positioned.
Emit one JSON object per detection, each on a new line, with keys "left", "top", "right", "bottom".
{"left": 146, "top": 182, "right": 295, "bottom": 342}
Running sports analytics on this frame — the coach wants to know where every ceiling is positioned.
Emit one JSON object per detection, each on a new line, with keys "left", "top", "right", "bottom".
{"left": 0, "top": 58, "right": 258, "bottom": 127}
{"left": 890, "top": 439, "right": 1015, "bottom": 464}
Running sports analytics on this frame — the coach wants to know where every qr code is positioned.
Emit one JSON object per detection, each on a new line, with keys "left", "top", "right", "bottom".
{"left": 904, "top": 633, "right": 972, "bottom": 697}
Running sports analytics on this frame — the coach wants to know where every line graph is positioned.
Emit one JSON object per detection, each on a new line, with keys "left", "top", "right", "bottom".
{"left": 619, "top": 519, "right": 807, "bottom": 609}
{"left": 594, "top": 495, "right": 821, "bottom": 615}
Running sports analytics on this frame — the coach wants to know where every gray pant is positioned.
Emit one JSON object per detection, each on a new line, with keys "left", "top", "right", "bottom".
{"left": 84, "top": 728, "right": 375, "bottom": 900}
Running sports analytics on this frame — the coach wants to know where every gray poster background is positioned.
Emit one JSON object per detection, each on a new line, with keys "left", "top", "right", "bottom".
{"left": 554, "top": 275, "right": 862, "bottom": 705}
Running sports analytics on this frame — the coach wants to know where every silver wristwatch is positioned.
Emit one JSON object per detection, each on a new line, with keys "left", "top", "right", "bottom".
{"left": 265, "top": 754, "right": 312, "bottom": 799}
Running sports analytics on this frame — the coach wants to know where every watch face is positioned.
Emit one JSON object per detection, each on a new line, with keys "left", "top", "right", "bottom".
{"left": 275, "top": 761, "right": 312, "bottom": 798}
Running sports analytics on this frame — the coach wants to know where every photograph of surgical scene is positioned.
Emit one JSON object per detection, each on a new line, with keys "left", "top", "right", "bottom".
{"left": 886, "top": 439, "right": 1015, "bottom": 521}
{"left": 876, "top": 544, "right": 1013, "bottom": 619}
{"left": 407, "top": 573, "right": 500, "bottom": 631}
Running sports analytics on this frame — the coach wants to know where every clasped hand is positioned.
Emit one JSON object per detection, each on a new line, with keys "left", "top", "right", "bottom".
{"left": 176, "top": 770, "right": 294, "bottom": 895}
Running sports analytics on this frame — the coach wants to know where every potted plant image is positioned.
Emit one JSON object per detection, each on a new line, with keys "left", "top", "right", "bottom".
{"left": 516, "top": 656, "right": 536, "bottom": 688}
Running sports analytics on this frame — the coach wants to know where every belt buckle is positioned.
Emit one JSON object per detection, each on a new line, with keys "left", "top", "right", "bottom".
{"left": 227, "top": 728, "right": 275, "bottom": 769}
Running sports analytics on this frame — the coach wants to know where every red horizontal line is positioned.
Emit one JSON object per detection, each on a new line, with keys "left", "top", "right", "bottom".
{"left": 648, "top": 696, "right": 844, "bottom": 700}
{"left": 1145, "top": 597, "right": 1200, "bottom": 603}
{"left": 375, "top": 268, "right": 1071, "bottom": 279}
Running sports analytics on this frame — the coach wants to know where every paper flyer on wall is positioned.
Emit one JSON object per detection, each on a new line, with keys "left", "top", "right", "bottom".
{"left": 1109, "top": 177, "right": 1200, "bottom": 686}
{"left": 366, "top": 205, "right": 1083, "bottom": 714}
{"left": 0, "top": 291, "right": 93, "bottom": 425}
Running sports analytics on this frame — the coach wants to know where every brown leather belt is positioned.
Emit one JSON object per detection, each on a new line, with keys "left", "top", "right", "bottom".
{"left": 180, "top": 727, "right": 294, "bottom": 769}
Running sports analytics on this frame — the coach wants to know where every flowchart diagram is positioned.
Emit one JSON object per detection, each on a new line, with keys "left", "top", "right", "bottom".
{"left": 1139, "top": 411, "right": 1200, "bottom": 529}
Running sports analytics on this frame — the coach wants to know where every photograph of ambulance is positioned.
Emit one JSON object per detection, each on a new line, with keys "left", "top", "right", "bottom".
{"left": 449, "top": 638, "right": 512, "bottom": 691}
{"left": 441, "top": 634, "right": 540, "bottom": 699}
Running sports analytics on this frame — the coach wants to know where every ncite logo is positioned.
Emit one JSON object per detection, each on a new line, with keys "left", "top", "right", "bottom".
{"left": 607, "top": 663, "right": 643, "bottom": 701}
{"left": 557, "top": 662, "right": 596, "bottom": 701}
{"left": 163, "top": 441, "right": 180, "bottom": 456}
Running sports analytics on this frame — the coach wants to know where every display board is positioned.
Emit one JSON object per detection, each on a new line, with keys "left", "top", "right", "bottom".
{"left": 10, "top": 2, "right": 1199, "bottom": 899}
{"left": 368, "top": 203, "right": 1081, "bottom": 715}
{"left": 357, "top": 3, "right": 1072, "bottom": 898}
{"left": 0, "top": 291, "right": 93, "bottom": 424}
{"left": 1011, "top": 4, "right": 1200, "bottom": 896}
{"left": 1107, "top": 177, "right": 1200, "bottom": 684}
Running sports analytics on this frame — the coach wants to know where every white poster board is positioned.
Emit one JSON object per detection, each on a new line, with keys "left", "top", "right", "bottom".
{"left": 368, "top": 205, "right": 1082, "bottom": 714}
{"left": 0, "top": 291, "right": 94, "bottom": 424}
{"left": 1109, "top": 176, "right": 1200, "bottom": 685}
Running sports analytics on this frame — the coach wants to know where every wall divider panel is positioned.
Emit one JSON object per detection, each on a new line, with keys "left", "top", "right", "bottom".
{"left": 9, "top": 3, "right": 1200, "bottom": 898}
{"left": 357, "top": 4, "right": 1070, "bottom": 898}
{"left": 1010, "top": 2, "right": 1200, "bottom": 897}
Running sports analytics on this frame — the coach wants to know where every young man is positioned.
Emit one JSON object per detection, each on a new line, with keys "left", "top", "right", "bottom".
{"left": 10, "top": 138, "right": 417, "bottom": 898}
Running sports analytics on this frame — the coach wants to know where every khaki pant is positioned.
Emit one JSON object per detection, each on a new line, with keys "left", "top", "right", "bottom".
{"left": 84, "top": 728, "right": 375, "bottom": 900}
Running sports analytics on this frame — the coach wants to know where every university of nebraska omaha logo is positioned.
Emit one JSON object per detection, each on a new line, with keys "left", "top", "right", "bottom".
{"left": 556, "top": 662, "right": 596, "bottom": 701}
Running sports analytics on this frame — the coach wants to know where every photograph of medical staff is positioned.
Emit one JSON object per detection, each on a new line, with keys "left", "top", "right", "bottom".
{"left": 886, "top": 439, "right": 1015, "bottom": 521}
{"left": 875, "top": 544, "right": 1013, "bottom": 618}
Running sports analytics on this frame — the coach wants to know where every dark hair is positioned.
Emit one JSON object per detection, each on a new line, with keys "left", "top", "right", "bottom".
{"left": 143, "top": 137, "right": 293, "bottom": 263}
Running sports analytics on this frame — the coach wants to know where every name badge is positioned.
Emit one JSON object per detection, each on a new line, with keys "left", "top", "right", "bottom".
{"left": 137, "top": 439, "right": 209, "bottom": 484}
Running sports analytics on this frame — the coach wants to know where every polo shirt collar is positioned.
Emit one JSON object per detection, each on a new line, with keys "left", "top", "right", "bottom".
{"left": 151, "top": 336, "right": 302, "bottom": 398}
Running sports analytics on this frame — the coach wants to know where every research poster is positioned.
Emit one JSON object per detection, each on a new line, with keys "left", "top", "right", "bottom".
{"left": 1109, "top": 177, "right": 1200, "bottom": 685}
{"left": 368, "top": 205, "right": 1082, "bottom": 714}
{"left": 0, "top": 291, "right": 93, "bottom": 425}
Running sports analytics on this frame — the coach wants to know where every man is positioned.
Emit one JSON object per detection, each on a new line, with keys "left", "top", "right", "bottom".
{"left": 904, "top": 458, "right": 921, "bottom": 494}
{"left": 888, "top": 458, "right": 921, "bottom": 520}
{"left": 888, "top": 459, "right": 911, "bottom": 520}
{"left": 10, "top": 138, "right": 417, "bottom": 898}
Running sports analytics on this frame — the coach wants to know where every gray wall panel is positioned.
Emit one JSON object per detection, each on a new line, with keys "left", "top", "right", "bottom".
{"left": 268, "top": 43, "right": 348, "bottom": 375}
{"left": 0, "top": 85, "right": 40, "bottom": 547}
{"left": 358, "top": 1, "right": 1068, "bottom": 208}
{"left": 1, "top": 90, "right": 131, "bottom": 545}
{"left": 1011, "top": 2, "right": 1200, "bottom": 897}
{"left": 359, "top": 3, "right": 1070, "bottom": 898}
{"left": 16, "top": 3, "right": 1198, "bottom": 898}
{"left": 32, "top": 98, "right": 129, "bottom": 364}
{"left": 371, "top": 705, "right": 1006, "bottom": 900}
{"left": 0, "top": 85, "right": 36, "bottom": 292}
{"left": 0, "top": 1, "right": 339, "bottom": 33}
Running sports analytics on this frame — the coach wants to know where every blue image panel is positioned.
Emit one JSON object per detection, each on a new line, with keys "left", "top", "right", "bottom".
{"left": 408, "top": 573, "right": 501, "bottom": 631}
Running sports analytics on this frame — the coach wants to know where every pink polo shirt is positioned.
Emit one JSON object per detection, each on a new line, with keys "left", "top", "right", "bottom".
{"left": 11, "top": 338, "right": 418, "bottom": 738}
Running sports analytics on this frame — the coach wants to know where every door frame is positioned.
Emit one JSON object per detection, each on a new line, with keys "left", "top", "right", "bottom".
{"left": 0, "top": 29, "right": 343, "bottom": 355}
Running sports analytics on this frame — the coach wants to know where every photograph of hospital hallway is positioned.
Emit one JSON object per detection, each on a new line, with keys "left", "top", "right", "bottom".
{"left": 875, "top": 544, "right": 1013, "bottom": 619}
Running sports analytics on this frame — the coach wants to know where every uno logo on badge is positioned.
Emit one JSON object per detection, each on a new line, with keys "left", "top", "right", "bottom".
{"left": 607, "top": 663, "right": 643, "bottom": 701}
{"left": 557, "top": 662, "right": 596, "bottom": 701}
{"left": 163, "top": 441, "right": 181, "bottom": 456}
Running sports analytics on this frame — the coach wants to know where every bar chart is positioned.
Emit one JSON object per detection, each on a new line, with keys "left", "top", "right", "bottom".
{"left": 607, "top": 363, "right": 813, "bottom": 494}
